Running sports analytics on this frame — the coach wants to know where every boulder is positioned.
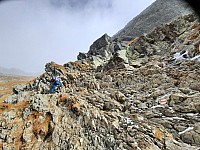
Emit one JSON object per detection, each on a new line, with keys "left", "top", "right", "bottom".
{"left": 180, "top": 130, "right": 200, "bottom": 146}
{"left": 13, "top": 83, "right": 27, "bottom": 94}
{"left": 88, "top": 33, "right": 111, "bottom": 57}
{"left": 77, "top": 52, "right": 87, "bottom": 60}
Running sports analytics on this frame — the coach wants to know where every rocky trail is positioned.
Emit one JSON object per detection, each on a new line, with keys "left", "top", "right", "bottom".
{"left": 0, "top": 11, "right": 200, "bottom": 150}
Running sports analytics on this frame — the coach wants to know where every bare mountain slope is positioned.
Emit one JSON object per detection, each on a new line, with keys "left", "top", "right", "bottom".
{"left": 112, "top": 0, "right": 194, "bottom": 41}
{"left": 0, "top": 1, "right": 200, "bottom": 150}
{"left": 0, "top": 13, "right": 200, "bottom": 149}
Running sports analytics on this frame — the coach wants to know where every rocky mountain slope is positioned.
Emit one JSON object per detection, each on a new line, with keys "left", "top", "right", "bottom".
{"left": 0, "top": 75, "right": 34, "bottom": 102}
{"left": 0, "top": 1, "right": 200, "bottom": 150}
{"left": 112, "top": 0, "right": 194, "bottom": 41}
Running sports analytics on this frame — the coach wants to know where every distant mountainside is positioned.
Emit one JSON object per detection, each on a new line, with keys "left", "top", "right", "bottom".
{"left": 0, "top": 66, "right": 36, "bottom": 76}
{"left": 112, "top": 0, "right": 194, "bottom": 41}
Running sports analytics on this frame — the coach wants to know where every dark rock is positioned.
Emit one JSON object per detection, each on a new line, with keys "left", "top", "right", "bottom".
{"left": 88, "top": 33, "right": 111, "bottom": 57}
{"left": 180, "top": 130, "right": 200, "bottom": 146}
{"left": 77, "top": 52, "right": 87, "bottom": 60}
{"left": 113, "top": 0, "right": 194, "bottom": 40}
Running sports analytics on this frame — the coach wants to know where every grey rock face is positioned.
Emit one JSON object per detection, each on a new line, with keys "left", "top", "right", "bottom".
{"left": 77, "top": 33, "right": 128, "bottom": 68}
{"left": 77, "top": 33, "right": 112, "bottom": 61}
{"left": 77, "top": 1, "right": 197, "bottom": 71}
{"left": 112, "top": 0, "right": 194, "bottom": 41}
{"left": 88, "top": 33, "right": 111, "bottom": 56}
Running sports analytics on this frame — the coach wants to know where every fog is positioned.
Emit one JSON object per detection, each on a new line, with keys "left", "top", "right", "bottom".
{"left": 0, "top": 0, "right": 155, "bottom": 73}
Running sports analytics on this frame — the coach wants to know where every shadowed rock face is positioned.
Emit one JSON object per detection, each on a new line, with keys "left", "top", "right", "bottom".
{"left": 112, "top": 0, "right": 194, "bottom": 41}
{"left": 1, "top": 1, "right": 200, "bottom": 150}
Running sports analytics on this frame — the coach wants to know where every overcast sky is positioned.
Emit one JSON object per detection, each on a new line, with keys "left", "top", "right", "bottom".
{"left": 0, "top": 0, "right": 155, "bottom": 73}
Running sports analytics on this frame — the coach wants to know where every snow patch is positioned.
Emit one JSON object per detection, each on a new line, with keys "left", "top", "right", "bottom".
{"left": 173, "top": 50, "right": 200, "bottom": 62}
{"left": 185, "top": 113, "right": 199, "bottom": 117}
{"left": 162, "top": 116, "right": 186, "bottom": 121}
{"left": 174, "top": 51, "right": 188, "bottom": 60}
{"left": 151, "top": 105, "right": 165, "bottom": 109}
{"left": 179, "top": 127, "right": 194, "bottom": 135}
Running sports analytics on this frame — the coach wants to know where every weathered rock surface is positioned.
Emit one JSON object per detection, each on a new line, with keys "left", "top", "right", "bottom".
{"left": 0, "top": 3, "right": 200, "bottom": 150}
{"left": 77, "top": 33, "right": 128, "bottom": 68}
{"left": 112, "top": 0, "right": 195, "bottom": 41}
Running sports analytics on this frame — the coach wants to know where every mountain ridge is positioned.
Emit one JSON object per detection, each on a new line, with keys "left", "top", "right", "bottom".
{"left": 112, "top": 0, "right": 194, "bottom": 41}
{"left": 0, "top": 66, "right": 40, "bottom": 76}
{"left": 0, "top": 1, "right": 200, "bottom": 149}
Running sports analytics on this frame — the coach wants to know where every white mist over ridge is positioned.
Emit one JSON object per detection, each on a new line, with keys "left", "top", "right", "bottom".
{"left": 0, "top": 0, "right": 155, "bottom": 73}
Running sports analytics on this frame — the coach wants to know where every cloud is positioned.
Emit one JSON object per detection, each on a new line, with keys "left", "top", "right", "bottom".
{"left": 0, "top": 0, "right": 155, "bottom": 73}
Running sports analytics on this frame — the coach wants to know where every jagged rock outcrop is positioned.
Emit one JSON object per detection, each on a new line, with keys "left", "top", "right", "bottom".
{"left": 1, "top": 1, "right": 200, "bottom": 150}
{"left": 77, "top": 34, "right": 112, "bottom": 61}
{"left": 124, "top": 13, "right": 200, "bottom": 68}
{"left": 77, "top": 34, "right": 128, "bottom": 68}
